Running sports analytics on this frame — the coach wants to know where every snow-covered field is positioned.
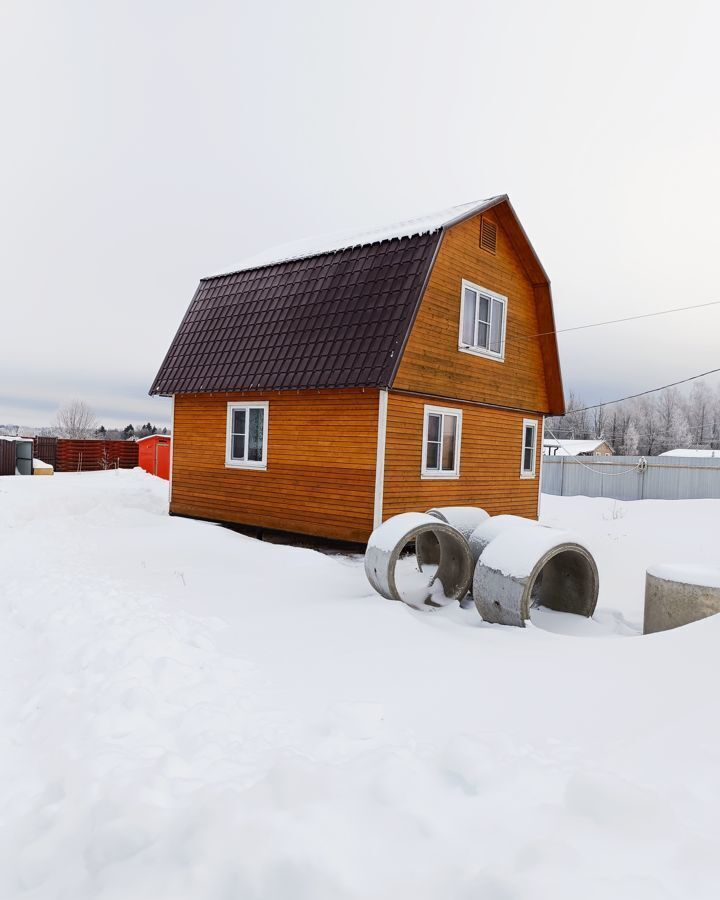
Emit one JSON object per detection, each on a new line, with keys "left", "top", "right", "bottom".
{"left": 1, "top": 470, "right": 719, "bottom": 899}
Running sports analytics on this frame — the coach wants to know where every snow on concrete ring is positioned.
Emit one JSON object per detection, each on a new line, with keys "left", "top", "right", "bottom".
{"left": 468, "top": 514, "right": 541, "bottom": 567}
{"left": 365, "top": 512, "right": 474, "bottom": 608}
{"left": 473, "top": 525, "right": 599, "bottom": 627}
{"left": 416, "top": 506, "right": 490, "bottom": 568}
{"left": 644, "top": 564, "right": 720, "bottom": 634}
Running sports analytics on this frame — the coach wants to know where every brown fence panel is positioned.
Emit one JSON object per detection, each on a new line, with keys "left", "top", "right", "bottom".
{"left": 106, "top": 440, "right": 139, "bottom": 470}
{"left": 55, "top": 440, "right": 139, "bottom": 472}
{"left": 33, "top": 436, "right": 58, "bottom": 469}
{"left": 0, "top": 440, "right": 16, "bottom": 476}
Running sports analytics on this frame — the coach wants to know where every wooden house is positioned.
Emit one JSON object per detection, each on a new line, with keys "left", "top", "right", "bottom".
{"left": 150, "top": 196, "right": 564, "bottom": 543}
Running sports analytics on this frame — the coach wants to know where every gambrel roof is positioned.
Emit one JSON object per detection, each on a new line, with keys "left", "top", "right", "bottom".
{"left": 150, "top": 196, "right": 564, "bottom": 412}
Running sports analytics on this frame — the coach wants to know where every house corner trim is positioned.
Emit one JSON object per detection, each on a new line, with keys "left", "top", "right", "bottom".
{"left": 373, "top": 389, "right": 388, "bottom": 529}
{"left": 537, "top": 415, "right": 546, "bottom": 518}
{"left": 169, "top": 395, "right": 175, "bottom": 505}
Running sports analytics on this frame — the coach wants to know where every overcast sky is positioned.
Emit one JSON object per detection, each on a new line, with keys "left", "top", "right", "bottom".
{"left": 2, "top": 0, "right": 719, "bottom": 427}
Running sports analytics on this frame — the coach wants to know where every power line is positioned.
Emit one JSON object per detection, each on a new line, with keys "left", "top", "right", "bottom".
{"left": 531, "top": 299, "right": 720, "bottom": 340}
{"left": 569, "top": 367, "right": 720, "bottom": 414}
{"left": 501, "top": 298, "right": 720, "bottom": 345}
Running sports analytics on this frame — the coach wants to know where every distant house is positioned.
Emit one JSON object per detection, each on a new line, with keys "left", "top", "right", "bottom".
{"left": 660, "top": 448, "right": 720, "bottom": 459}
{"left": 543, "top": 438, "right": 613, "bottom": 457}
{"left": 150, "top": 196, "right": 564, "bottom": 543}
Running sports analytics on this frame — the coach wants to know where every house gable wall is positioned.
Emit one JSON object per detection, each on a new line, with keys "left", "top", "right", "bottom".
{"left": 382, "top": 392, "right": 542, "bottom": 520}
{"left": 392, "top": 207, "right": 551, "bottom": 414}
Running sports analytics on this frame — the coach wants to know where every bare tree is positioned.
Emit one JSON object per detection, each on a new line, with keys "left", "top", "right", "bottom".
{"left": 624, "top": 421, "right": 640, "bottom": 456}
{"left": 685, "top": 382, "right": 711, "bottom": 447}
{"left": 546, "top": 390, "right": 591, "bottom": 440}
{"left": 54, "top": 400, "right": 97, "bottom": 439}
{"left": 546, "top": 377, "right": 720, "bottom": 455}
{"left": 591, "top": 403, "right": 608, "bottom": 442}
{"left": 632, "top": 398, "right": 662, "bottom": 456}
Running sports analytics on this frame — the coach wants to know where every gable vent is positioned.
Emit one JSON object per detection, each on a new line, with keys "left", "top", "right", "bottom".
{"left": 480, "top": 217, "right": 497, "bottom": 254}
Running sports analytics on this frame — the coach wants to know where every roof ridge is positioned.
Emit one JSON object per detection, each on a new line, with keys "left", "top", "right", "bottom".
{"left": 205, "top": 196, "right": 505, "bottom": 281}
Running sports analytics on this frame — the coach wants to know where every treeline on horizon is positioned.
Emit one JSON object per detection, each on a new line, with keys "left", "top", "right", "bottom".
{"left": 39, "top": 422, "right": 170, "bottom": 441}
{"left": 546, "top": 379, "right": 720, "bottom": 456}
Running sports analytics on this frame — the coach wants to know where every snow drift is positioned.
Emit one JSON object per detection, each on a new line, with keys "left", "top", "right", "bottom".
{"left": 1, "top": 472, "right": 720, "bottom": 899}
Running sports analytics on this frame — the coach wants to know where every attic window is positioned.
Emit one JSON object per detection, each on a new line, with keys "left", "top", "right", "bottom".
{"left": 480, "top": 217, "right": 497, "bottom": 254}
{"left": 459, "top": 279, "right": 507, "bottom": 361}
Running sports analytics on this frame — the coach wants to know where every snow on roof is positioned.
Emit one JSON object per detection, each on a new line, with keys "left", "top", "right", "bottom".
{"left": 659, "top": 448, "right": 720, "bottom": 458}
{"left": 135, "top": 433, "right": 171, "bottom": 443}
{"left": 543, "top": 439, "right": 610, "bottom": 456}
{"left": 214, "top": 196, "right": 504, "bottom": 277}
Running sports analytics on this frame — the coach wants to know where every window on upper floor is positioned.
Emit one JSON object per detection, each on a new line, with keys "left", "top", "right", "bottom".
{"left": 459, "top": 279, "right": 507, "bottom": 361}
{"left": 520, "top": 418, "right": 538, "bottom": 478}
{"left": 421, "top": 405, "right": 462, "bottom": 479}
{"left": 225, "top": 401, "right": 268, "bottom": 469}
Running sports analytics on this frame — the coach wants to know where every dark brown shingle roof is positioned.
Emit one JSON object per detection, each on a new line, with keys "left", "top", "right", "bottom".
{"left": 150, "top": 231, "right": 441, "bottom": 395}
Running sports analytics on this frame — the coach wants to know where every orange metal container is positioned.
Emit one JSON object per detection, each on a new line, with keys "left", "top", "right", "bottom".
{"left": 137, "top": 435, "right": 171, "bottom": 480}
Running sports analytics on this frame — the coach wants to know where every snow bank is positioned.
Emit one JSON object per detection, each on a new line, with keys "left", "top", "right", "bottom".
{"left": 1, "top": 473, "right": 720, "bottom": 898}
{"left": 540, "top": 493, "right": 720, "bottom": 623}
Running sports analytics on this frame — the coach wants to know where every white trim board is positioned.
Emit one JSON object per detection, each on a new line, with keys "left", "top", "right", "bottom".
{"left": 373, "top": 389, "right": 388, "bottom": 529}
{"left": 168, "top": 395, "right": 175, "bottom": 505}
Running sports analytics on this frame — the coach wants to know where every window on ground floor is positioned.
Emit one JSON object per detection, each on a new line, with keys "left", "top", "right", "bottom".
{"left": 521, "top": 418, "right": 538, "bottom": 478}
{"left": 422, "top": 405, "right": 462, "bottom": 478}
{"left": 225, "top": 401, "right": 268, "bottom": 469}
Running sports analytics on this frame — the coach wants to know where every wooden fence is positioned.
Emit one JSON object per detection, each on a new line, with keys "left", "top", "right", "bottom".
{"left": 54, "top": 439, "right": 138, "bottom": 472}
{"left": 0, "top": 438, "right": 139, "bottom": 475}
{"left": 0, "top": 440, "right": 16, "bottom": 476}
{"left": 33, "top": 436, "right": 58, "bottom": 470}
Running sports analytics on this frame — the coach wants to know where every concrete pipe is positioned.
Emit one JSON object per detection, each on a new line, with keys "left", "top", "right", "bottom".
{"left": 644, "top": 564, "right": 720, "bottom": 634}
{"left": 473, "top": 525, "right": 599, "bottom": 627}
{"left": 468, "top": 514, "right": 540, "bottom": 567}
{"left": 416, "top": 506, "right": 490, "bottom": 568}
{"left": 365, "top": 512, "right": 474, "bottom": 609}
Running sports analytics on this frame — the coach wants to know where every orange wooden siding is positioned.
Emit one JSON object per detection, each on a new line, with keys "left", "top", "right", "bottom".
{"left": 171, "top": 389, "right": 379, "bottom": 543}
{"left": 392, "top": 208, "right": 550, "bottom": 414}
{"left": 382, "top": 392, "right": 542, "bottom": 520}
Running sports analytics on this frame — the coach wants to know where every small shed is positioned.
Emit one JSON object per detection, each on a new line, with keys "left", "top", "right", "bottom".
{"left": 137, "top": 434, "right": 171, "bottom": 479}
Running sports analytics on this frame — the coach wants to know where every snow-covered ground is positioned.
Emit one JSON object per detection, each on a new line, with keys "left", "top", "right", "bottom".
{"left": 1, "top": 470, "right": 719, "bottom": 899}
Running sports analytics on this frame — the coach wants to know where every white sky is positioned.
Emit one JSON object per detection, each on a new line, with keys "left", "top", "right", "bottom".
{"left": 2, "top": 0, "right": 719, "bottom": 427}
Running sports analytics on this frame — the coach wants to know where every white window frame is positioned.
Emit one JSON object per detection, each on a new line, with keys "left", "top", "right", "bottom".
{"left": 458, "top": 279, "right": 507, "bottom": 362}
{"left": 421, "top": 405, "right": 462, "bottom": 479}
{"left": 520, "top": 418, "right": 538, "bottom": 479}
{"left": 225, "top": 401, "right": 269, "bottom": 470}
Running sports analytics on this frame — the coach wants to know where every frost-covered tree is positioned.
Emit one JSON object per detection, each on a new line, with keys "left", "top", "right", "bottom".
{"left": 624, "top": 421, "right": 640, "bottom": 456}
{"left": 54, "top": 400, "right": 97, "bottom": 439}
{"left": 685, "top": 382, "right": 712, "bottom": 447}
